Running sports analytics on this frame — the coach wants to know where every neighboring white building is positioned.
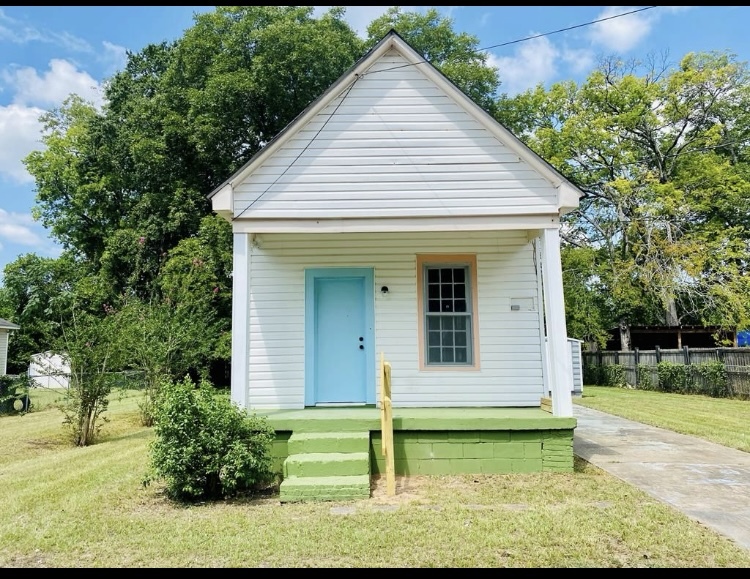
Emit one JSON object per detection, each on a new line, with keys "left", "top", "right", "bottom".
{"left": 546, "top": 337, "right": 584, "bottom": 396}
{"left": 209, "top": 30, "right": 582, "bottom": 417}
{"left": 0, "top": 318, "right": 20, "bottom": 376}
{"left": 29, "top": 352, "right": 70, "bottom": 389}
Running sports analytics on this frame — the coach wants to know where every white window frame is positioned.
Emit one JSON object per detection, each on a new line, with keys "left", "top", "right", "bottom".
{"left": 416, "top": 254, "right": 480, "bottom": 371}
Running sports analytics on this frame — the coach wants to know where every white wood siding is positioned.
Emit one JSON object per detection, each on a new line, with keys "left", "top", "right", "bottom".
{"left": 245, "top": 230, "right": 545, "bottom": 409}
{"left": 0, "top": 330, "right": 8, "bottom": 375}
{"left": 233, "top": 50, "right": 560, "bottom": 219}
{"left": 570, "top": 339, "right": 583, "bottom": 395}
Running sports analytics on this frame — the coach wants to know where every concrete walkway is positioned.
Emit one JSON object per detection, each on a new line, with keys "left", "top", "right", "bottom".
{"left": 573, "top": 405, "right": 750, "bottom": 551}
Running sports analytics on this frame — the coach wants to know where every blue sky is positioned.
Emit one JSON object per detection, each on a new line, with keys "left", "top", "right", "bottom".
{"left": 0, "top": 5, "right": 748, "bottom": 279}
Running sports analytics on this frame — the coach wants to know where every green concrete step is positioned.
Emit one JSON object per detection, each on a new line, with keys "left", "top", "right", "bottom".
{"left": 279, "top": 475, "right": 371, "bottom": 502}
{"left": 283, "top": 452, "right": 370, "bottom": 478}
{"left": 288, "top": 431, "right": 370, "bottom": 455}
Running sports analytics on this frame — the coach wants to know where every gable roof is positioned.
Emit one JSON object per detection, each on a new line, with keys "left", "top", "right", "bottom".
{"left": 0, "top": 318, "right": 20, "bottom": 330}
{"left": 208, "top": 28, "right": 582, "bottom": 215}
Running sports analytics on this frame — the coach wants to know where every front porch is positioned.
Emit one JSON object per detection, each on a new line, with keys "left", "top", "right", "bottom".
{"left": 260, "top": 406, "right": 576, "bottom": 502}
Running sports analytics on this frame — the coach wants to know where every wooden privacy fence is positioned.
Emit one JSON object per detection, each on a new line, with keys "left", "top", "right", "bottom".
{"left": 583, "top": 347, "right": 750, "bottom": 397}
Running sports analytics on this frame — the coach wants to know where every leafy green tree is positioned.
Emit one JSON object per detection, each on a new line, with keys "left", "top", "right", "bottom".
{"left": 116, "top": 214, "right": 233, "bottom": 425}
{"left": 55, "top": 306, "right": 125, "bottom": 446}
{"left": 499, "top": 51, "right": 750, "bottom": 342}
{"left": 158, "top": 214, "right": 233, "bottom": 367}
{"left": 560, "top": 246, "right": 610, "bottom": 348}
{"left": 24, "top": 97, "right": 112, "bottom": 263}
{"left": 0, "top": 253, "right": 82, "bottom": 373}
{"left": 24, "top": 6, "right": 363, "bottom": 301}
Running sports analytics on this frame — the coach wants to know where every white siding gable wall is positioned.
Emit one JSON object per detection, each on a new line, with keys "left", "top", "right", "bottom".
{"left": 232, "top": 49, "right": 560, "bottom": 220}
{"left": 246, "top": 230, "right": 544, "bottom": 409}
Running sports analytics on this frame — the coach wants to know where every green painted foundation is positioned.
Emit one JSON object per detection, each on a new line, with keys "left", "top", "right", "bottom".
{"left": 264, "top": 407, "right": 576, "bottom": 501}
{"left": 369, "top": 430, "right": 574, "bottom": 475}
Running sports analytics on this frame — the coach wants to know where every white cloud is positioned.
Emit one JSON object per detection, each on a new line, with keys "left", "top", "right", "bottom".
{"left": 0, "top": 8, "right": 92, "bottom": 53}
{"left": 489, "top": 35, "right": 559, "bottom": 95}
{"left": 0, "top": 59, "right": 105, "bottom": 183}
{"left": 0, "top": 103, "right": 44, "bottom": 183}
{"left": 0, "top": 9, "right": 44, "bottom": 44}
{"left": 561, "top": 46, "right": 596, "bottom": 76}
{"left": 0, "top": 208, "right": 44, "bottom": 247}
{"left": 3, "top": 59, "right": 103, "bottom": 109}
{"left": 588, "top": 6, "right": 654, "bottom": 53}
{"left": 587, "top": 6, "right": 693, "bottom": 54}
{"left": 102, "top": 41, "right": 128, "bottom": 76}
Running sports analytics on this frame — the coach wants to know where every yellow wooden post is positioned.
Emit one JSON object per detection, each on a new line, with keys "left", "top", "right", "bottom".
{"left": 379, "top": 352, "right": 396, "bottom": 496}
{"left": 383, "top": 360, "right": 395, "bottom": 496}
{"left": 379, "top": 352, "right": 386, "bottom": 455}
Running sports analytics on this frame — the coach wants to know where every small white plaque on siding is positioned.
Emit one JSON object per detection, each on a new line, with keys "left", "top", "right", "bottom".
{"left": 510, "top": 298, "right": 535, "bottom": 311}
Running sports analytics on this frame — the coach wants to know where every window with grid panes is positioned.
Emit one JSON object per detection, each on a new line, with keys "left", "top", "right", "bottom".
{"left": 423, "top": 264, "right": 473, "bottom": 365}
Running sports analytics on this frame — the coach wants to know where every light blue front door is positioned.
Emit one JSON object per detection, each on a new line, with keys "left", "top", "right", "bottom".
{"left": 305, "top": 268, "right": 375, "bottom": 405}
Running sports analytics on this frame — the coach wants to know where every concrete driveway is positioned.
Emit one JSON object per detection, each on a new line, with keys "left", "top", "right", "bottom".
{"left": 573, "top": 404, "right": 750, "bottom": 551}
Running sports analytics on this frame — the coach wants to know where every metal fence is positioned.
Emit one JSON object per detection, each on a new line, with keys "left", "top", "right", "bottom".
{"left": 583, "top": 347, "right": 750, "bottom": 398}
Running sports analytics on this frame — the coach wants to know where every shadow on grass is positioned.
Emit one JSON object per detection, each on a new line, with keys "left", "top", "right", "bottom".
{"left": 98, "top": 427, "right": 153, "bottom": 444}
{"left": 574, "top": 455, "right": 599, "bottom": 474}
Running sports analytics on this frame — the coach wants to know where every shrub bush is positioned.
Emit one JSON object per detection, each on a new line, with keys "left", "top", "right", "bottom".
{"left": 583, "top": 363, "right": 627, "bottom": 387}
{"left": 637, "top": 364, "right": 657, "bottom": 390}
{"left": 656, "top": 362, "right": 688, "bottom": 394}
{"left": 602, "top": 364, "right": 626, "bottom": 387}
{"left": 583, "top": 363, "right": 602, "bottom": 386}
{"left": 643, "top": 361, "right": 728, "bottom": 397}
{"left": 690, "top": 361, "right": 729, "bottom": 398}
{"left": 145, "top": 375, "right": 275, "bottom": 502}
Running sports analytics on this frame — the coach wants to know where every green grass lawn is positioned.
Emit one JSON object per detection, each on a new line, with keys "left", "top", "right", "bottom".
{"left": 575, "top": 386, "right": 750, "bottom": 453}
{"left": 2, "top": 389, "right": 750, "bottom": 567}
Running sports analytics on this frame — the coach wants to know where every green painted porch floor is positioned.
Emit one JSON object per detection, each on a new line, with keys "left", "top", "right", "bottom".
{"left": 261, "top": 406, "right": 576, "bottom": 432}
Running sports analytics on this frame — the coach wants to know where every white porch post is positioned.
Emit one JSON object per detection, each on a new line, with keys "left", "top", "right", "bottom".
{"left": 231, "top": 232, "right": 250, "bottom": 409}
{"left": 540, "top": 227, "right": 573, "bottom": 417}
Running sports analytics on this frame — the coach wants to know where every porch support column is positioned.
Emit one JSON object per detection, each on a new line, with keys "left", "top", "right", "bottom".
{"left": 231, "top": 232, "right": 251, "bottom": 409}
{"left": 540, "top": 227, "right": 573, "bottom": 417}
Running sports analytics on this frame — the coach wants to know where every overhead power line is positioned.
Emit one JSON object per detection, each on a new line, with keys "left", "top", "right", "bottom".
{"left": 232, "top": 77, "right": 360, "bottom": 221}
{"left": 361, "top": 6, "right": 660, "bottom": 77}
{"left": 478, "top": 6, "right": 658, "bottom": 52}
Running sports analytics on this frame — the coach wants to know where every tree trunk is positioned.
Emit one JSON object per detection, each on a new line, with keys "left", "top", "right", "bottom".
{"left": 665, "top": 297, "right": 680, "bottom": 326}
{"left": 619, "top": 318, "right": 632, "bottom": 351}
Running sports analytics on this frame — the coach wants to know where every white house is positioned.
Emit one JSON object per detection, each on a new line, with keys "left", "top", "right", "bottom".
{"left": 209, "top": 30, "right": 581, "bottom": 417}
{"left": 0, "top": 318, "right": 20, "bottom": 375}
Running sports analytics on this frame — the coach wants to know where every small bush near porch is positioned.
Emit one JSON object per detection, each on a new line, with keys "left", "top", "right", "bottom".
{"left": 2, "top": 391, "right": 750, "bottom": 567}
